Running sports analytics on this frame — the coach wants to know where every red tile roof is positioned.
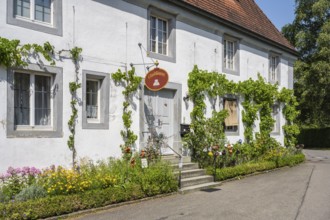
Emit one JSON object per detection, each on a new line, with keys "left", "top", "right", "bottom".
{"left": 182, "top": 0, "right": 296, "bottom": 53}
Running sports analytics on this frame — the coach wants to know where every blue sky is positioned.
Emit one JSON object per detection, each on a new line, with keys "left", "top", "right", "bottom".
{"left": 254, "top": 0, "right": 296, "bottom": 31}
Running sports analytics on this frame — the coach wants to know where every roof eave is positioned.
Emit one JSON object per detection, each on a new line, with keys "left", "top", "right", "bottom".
{"left": 168, "top": 0, "right": 298, "bottom": 57}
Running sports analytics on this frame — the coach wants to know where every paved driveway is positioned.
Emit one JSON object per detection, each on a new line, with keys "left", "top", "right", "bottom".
{"left": 71, "top": 150, "right": 330, "bottom": 220}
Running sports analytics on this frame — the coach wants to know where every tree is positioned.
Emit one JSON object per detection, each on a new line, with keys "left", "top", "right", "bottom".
{"left": 282, "top": 0, "right": 330, "bottom": 127}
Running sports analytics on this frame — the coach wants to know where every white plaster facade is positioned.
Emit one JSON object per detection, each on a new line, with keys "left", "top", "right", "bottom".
{"left": 0, "top": 0, "right": 296, "bottom": 173}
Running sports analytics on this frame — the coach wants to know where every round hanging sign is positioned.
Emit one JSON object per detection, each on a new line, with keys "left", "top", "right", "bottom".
{"left": 145, "top": 67, "right": 169, "bottom": 91}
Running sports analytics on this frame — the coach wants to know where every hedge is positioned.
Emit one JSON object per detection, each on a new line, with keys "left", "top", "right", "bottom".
{"left": 298, "top": 127, "right": 330, "bottom": 148}
{"left": 215, "top": 153, "right": 305, "bottom": 181}
{"left": 0, "top": 182, "right": 176, "bottom": 220}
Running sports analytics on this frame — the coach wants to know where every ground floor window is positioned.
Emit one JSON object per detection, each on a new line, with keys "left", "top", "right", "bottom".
{"left": 82, "top": 70, "right": 109, "bottom": 129}
{"left": 272, "top": 104, "right": 280, "bottom": 134}
{"left": 224, "top": 98, "right": 239, "bottom": 133}
{"left": 14, "top": 72, "right": 52, "bottom": 127}
{"left": 7, "top": 64, "right": 63, "bottom": 138}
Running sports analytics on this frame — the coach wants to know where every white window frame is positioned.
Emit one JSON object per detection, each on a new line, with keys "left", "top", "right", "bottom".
{"left": 150, "top": 16, "right": 168, "bottom": 56}
{"left": 222, "top": 35, "right": 240, "bottom": 75}
{"left": 224, "top": 39, "right": 235, "bottom": 70}
{"left": 14, "top": 0, "right": 54, "bottom": 26}
{"left": 147, "top": 7, "right": 176, "bottom": 63}
{"left": 269, "top": 56, "right": 278, "bottom": 82}
{"left": 86, "top": 79, "right": 101, "bottom": 123}
{"left": 82, "top": 70, "right": 110, "bottom": 130}
{"left": 271, "top": 104, "right": 280, "bottom": 134}
{"left": 14, "top": 71, "right": 54, "bottom": 131}
{"left": 269, "top": 53, "right": 281, "bottom": 84}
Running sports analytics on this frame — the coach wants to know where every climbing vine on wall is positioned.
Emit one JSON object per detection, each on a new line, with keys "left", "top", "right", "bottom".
{"left": 185, "top": 66, "right": 300, "bottom": 166}
{"left": 278, "top": 88, "right": 300, "bottom": 148}
{"left": 1, "top": 37, "right": 86, "bottom": 168}
{"left": 67, "top": 47, "right": 83, "bottom": 168}
{"left": 112, "top": 67, "right": 142, "bottom": 160}
{"left": 0, "top": 37, "right": 55, "bottom": 67}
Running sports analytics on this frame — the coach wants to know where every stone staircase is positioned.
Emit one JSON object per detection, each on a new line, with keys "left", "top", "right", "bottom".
{"left": 162, "top": 155, "right": 221, "bottom": 194}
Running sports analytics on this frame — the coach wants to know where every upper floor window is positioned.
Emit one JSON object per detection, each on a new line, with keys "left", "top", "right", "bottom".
{"left": 7, "top": 0, "right": 63, "bottom": 36}
{"left": 150, "top": 16, "right": 168, "bottom": 56}
{"left": 147, "top": 7, "right": 176, "bottom": 63}
{"left": 14, "top": 0, "right": 52, "bottom": 24}
{"left": 269, "top": 53, "right": 280, "bottom": 84}
{"left": 222, "top": 36, "right": 240, "bottom": 75}
{"left": 224, "top": 39, "right": 235, "bottom": 70}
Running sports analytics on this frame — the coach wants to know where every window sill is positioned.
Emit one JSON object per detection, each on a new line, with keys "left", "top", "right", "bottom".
{"left": 82, "top": 122, "right": 109, "bottom": 130}
{"left": 271, "top": 131, "right": 281, "bottom": 136}
{"left": 148, "top": 51, "right": 176, "bottom": 63}
{"left": 15, "top": 126, "right": 53, "bottom": 131}
{"left": 223, "top": 68, "right": 239, "bottom": 76}
{"left": 7, "top": 129, "right": 62, "bottom": 138}
{"left": 225, "top": 131, "right": 239, "bottom": 136}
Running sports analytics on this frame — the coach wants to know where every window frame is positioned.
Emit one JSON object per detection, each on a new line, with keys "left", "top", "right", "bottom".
{"left": 86, "top": 79, "right": 100, "bottom": 123}
{"left": 271, "top": 104, "right": 281, "bottom": 135}
{"left": 147, "top": 7, "right": 176, "bottom": 63}
{"left": 7, "top": 0, "right": 63, "bottom": 36}
{"left": 82, "top": 70, "right": 110, "bottom": 130}
{"left": 14, "top": 72, "right": 53, "bottom": 129}
{"left": 7, "top": 64, "right": 63, "bottom": 138}
{"left": 150, "top": 16, "right": 169, "bottom": 56}
{"left": 222, "top": 35, "right": 240, "bottom": 76}
{"left": 222, "top": 95, "right": 240, "bottom": 135}
{"left": 269, "top": 52, "right": 281, "bottom": 84}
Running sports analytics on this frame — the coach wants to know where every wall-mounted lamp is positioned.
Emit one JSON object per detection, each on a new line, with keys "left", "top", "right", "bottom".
{"left": 183, "top": 94, "right": 190, "bottom": 103}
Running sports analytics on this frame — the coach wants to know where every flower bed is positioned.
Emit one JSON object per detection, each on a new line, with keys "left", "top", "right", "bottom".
{"left": 0, "top": 158, "right": 178, "bottom": 219}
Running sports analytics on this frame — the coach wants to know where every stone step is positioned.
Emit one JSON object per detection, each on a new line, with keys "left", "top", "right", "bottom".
{"left": 175, "top": 169, "right": 206, "bottom": 179}
{"left": 180, "top": 175, "right": 214, "bottom": 188}
{"left": 179, "top": 182, "right": 222, "bottom": 194}
{"left": 172, "top": 162, "right": 199, "bottom": 171}
{"left": 162, "top": 156, "right": 191, "bottom": 164}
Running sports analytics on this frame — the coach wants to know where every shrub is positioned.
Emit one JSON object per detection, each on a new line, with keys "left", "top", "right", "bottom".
{"left": 298, "top": 127, "right": 330, "bottom": 148}
{"left": 214, "top": 153, "right": 305, "bottom": 181}
{"left": 15, "top": 185, "right": 47, "bottom": 202}
{"left": 0, "top": 182, "right": 165, "bottom": 220}
{"left": 137, "top": 161, "right": 178, "bottom": 196}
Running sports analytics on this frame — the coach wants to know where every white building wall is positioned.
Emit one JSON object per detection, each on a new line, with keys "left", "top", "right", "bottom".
{"left": 0, "top": 0, "right": 295, "bottom": 173}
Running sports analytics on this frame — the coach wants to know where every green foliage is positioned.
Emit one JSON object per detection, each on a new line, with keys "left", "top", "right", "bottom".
{"left": 0, "top": 37, "right": 55, "bottom": 67}
{"left": 0, "top": 160, "right": 177, "bottom": 219}
{"left": 185, "top": 66, "right": 300, "bottom": 167}
{"left": 0, "top": 185, "right": 142, "bottom": 220}
{"left": 238, "top": 75, "right": 278, "bottom": 142}
{"left": 137, "top": 161, "right": 177, "bottom": 196}
{"left": 112, "top": 68, "right": 142, "bottom": 159}
{"left": 278, "top": 88, "right": 300, "bottom": 147}
{"left": 67, "top": 47, "right": 83, "bottom": 168}
{"left": 298, "top": 127, "right": 330, "bottom": 148}
{"left": 282, "top": 0, "right": 330, "bottom": 127}
{"left": 69, "top": 47, "right": 83, "bottom": 64}
{"left": 15, "top": 185, "right": 47, "bottom": 202}
{"left": 213, "top": 153, "right": 305, "bottom": 181}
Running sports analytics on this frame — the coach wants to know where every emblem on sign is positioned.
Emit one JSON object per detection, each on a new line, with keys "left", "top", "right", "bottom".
{"left": 145, "top": 68, "right": 169, "bottom": 91}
